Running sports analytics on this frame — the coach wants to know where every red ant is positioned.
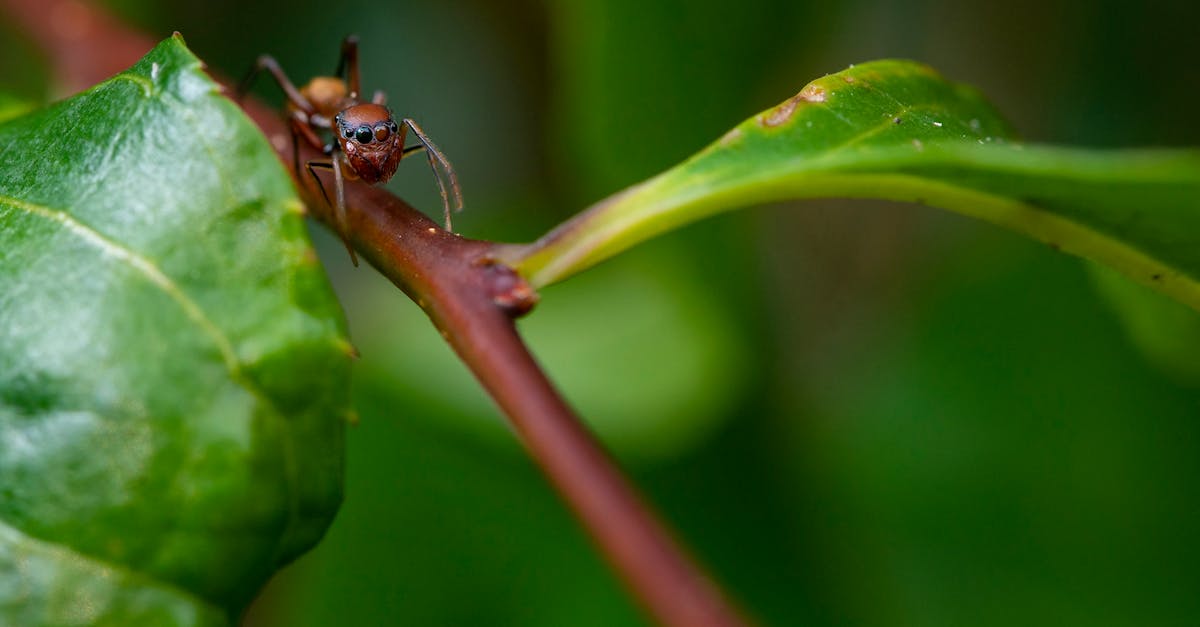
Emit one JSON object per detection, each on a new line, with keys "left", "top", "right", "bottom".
{"left": 239, "top": 36, "right": 463, "bottom": 265}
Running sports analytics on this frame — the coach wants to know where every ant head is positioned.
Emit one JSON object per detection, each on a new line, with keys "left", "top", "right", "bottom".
{"left": 334, "top": 103, "right": 398, "bottom": 147}
{"left": 334, "top": 103, "right": 404, "bottom": 184}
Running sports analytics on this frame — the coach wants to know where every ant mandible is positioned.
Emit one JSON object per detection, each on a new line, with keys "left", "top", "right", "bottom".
{"left": 239, "top": 36, "right": 463, "bottom": 265}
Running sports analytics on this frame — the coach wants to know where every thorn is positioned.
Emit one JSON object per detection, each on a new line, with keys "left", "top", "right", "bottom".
{"left": 285, "top": 199, "right": 307, "bottom": 216}
{"left": 480, "top": 261, "right": 539, "bottom": 317}
{"left": 335, "top": 337, "right": 361, "bottom": 360}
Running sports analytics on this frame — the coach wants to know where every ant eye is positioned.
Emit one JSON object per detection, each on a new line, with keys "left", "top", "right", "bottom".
{"left": 355, "top": 125, "right": 373, "bottom": 143}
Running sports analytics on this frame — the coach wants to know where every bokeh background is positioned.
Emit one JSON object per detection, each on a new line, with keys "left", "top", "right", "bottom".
{"left": 5, "top": 0, "right": 1200, "bottom": 625}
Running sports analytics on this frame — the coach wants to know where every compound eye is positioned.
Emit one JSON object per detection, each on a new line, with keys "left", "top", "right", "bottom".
{"left": 374, "top": 123, "right": 391, "bottom": 141}
{"left": 355, "top": 125, "right": 373, "bottom": 143}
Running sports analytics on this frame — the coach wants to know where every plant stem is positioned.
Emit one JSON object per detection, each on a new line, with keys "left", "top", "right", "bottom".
{"left": 295, "top": 181, "right": 747, "bottom": 627}
{"left": 2, "top": 1, "right": 753, "bottom": 625}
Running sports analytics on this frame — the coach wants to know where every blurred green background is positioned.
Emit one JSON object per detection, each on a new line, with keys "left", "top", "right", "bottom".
{"left": 5, "top": 0, "right": 1200, "bottom": 625}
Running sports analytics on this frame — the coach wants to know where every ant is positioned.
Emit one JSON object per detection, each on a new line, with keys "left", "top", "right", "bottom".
{"left": 239, "top": 36, "right": 463, "bottom": 265}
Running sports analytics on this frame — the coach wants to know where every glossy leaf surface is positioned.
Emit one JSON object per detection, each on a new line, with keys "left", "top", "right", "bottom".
{"left": 0, "top": 36, "right": 350, "bottom": 625}
{"left": 502, "top": 61, "right": 1200, "bottom": 318}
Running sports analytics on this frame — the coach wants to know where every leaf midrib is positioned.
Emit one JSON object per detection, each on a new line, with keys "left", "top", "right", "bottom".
{"left": 0, "top": 194, "right": 253, "bottom": 391}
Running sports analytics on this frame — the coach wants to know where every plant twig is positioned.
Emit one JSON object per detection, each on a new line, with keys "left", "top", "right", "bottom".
{"left": 2, "top": 1, "right": 753, "bottom": 625}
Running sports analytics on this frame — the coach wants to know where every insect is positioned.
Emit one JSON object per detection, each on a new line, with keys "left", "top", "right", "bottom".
{"left": 239, "top": 36, "right": 463, "bottom": 265}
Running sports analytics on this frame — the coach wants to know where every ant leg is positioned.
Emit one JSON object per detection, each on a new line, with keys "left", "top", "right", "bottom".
{"left": 305, "top": 157, "right": 359, "bottom": 267}
{"left": 303, "top": 160, "right": 334, "bottom": 214}
{"left": 237, "top": 55, "right": 316, "bottom": 115}
{"left": 400, "top": 118, "right": 464, "bottom": 231}
{"left": 331, "top": 152, "right": 359, "bottom": 266}
{"left": 283, "top": 113, "right": 329, "bottom": 177}
{"left": 335, "top": 36, "right": 362, "bottom": 100}
{"left": 289, "top": 125, "right": 301, "bottom": 175}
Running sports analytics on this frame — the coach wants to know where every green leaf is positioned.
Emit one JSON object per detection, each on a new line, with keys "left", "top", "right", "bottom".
{"left": 0, "top": 36, "right": 350, "bottom": 624}
{"left": 500, "top": 61, "right": 1200, "bottom": 316}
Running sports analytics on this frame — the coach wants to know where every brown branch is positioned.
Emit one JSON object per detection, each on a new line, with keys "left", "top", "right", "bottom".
{"left": 2, "top": 2, "right": 753, "bottom": 626}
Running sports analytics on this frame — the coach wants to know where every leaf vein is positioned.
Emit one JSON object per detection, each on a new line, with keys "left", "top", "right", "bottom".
{"left": 0, "top": 194, "right": 243, "bottom": 378}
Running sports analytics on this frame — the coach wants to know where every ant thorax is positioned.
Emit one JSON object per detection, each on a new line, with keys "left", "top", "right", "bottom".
{"left": 298, "top": 77, "right": 350, "bottom": 120}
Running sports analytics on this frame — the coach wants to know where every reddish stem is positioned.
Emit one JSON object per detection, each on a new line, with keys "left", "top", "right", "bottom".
{"left": 2, "top": 2, "right": 752, "bottom": 625}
